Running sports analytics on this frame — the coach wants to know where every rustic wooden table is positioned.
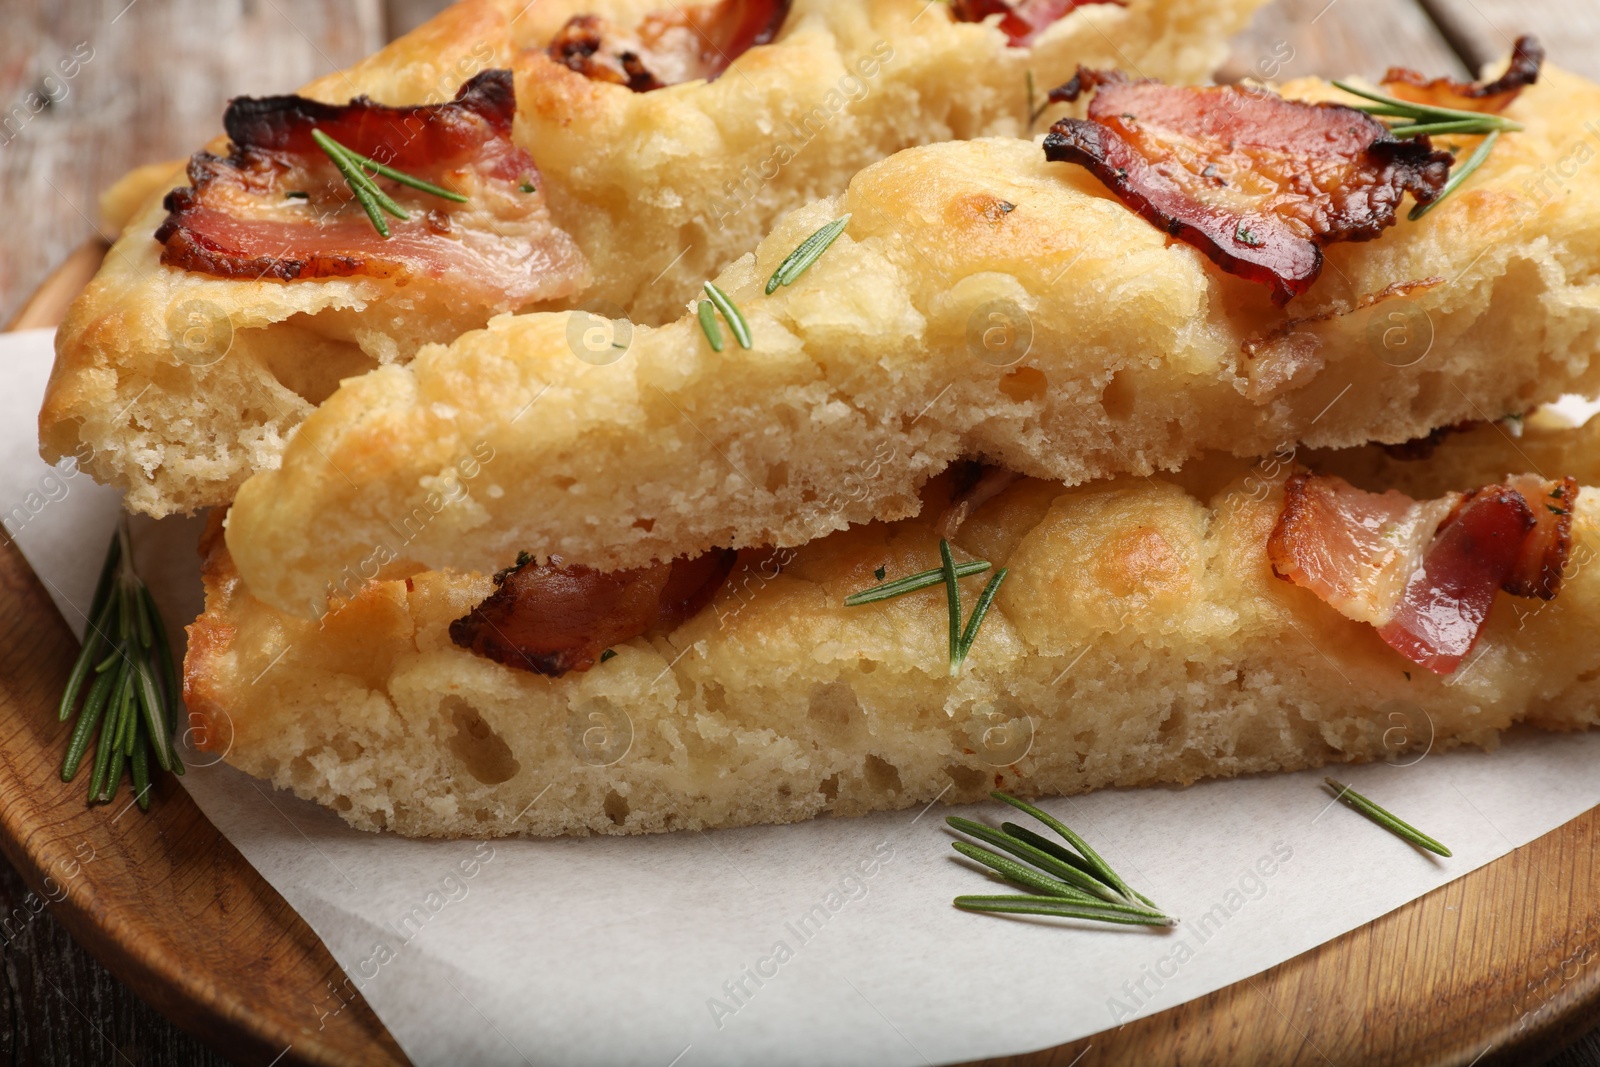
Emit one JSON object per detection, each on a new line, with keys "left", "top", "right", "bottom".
{"left": 3, "top": 0, "right": 1600, "bottom": 1063}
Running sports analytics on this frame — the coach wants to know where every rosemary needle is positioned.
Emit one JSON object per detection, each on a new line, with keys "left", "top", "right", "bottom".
{"left": 953, "top": 840, "right": 1102, "bottom": 902}
{"left": 765, "top": 215, "right": 852, "bottom": 294}
{"left": 940, "top": 540, "right": 962, "bottom": 676}
{"left": 954, "top": 568, "right": 1007, "bottom": 672}
{"left": 844, "top": 560, "right": 991, "bottom": 605}
{"left": 62, "top": 671, "right": 115, "bottom": 780}
{"left": 702, "top": 282, "right": 752, "bottom": 349}
{"left": 1329, "top": 81, "right": 1524, "bottom": 134}
{"left": 1388, "top": 119, "right": 1502, "bottom": 139}
{"left": 1324, "top": 777, "right": 1452, "bottom": 857}
{"left": 1410, "top": 130, "right": 1499, "bottom": 221}
{"left": 697, "top": 299, "right": 724, "bottom": 352}
{"left": 954, "top": 895, "right": 1175, "bottom": 927}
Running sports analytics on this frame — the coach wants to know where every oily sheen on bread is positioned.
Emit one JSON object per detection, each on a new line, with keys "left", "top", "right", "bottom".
{"left": 38, "top": 0, "right": 1262, "bottom": 519}
{"left": 226, "top": 63, "right": 1600, "bottom": 617}
{"left": 186, "top": 419, "right": 1600, "bottom": 837}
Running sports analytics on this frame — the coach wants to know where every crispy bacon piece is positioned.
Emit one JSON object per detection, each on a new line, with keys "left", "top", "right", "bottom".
{"left": 1503, "top": 474, "right": 1577, "bottom": 599}
{"left": 1043, "top": 69, "right": 1452, "bottom": 304}
{"left": 449, "top": 549, "right": 738, "bottom": 677}
{"left": 948, "top": 0, "right": 1122, "bottom": 47}
{"left": 154, "top": 70, "right": 588, "bottom": 305}
{"left": 1269, "top": 471, "right": 1580, "bottom": 674}
{"left": 549, "top": 0, "right": 790, "bottom": 92}
{"left": 1382, "top": 34, "right": 1543, "bottom": 115}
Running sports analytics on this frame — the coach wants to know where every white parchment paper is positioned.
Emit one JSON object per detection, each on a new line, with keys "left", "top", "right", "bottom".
{"left": 5, "top": 326, "right": 1599, "bottom": 1066}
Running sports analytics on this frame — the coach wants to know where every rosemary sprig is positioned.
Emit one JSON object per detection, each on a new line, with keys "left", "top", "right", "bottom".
{"left": 311, "top": 128, "right": 467, "bottom": 238}
{"left": 1409, "top": 130, "right": 1498, "bottom": 221}
{"left": 949, "top": 791, "right": 1171, "bottom": 926}
{"left": 939, "top": 539, "right": 1008, "bottom": 676}
{"left": 844, "top": 560, "right": 991, "bottom": 605}
{"left": 1329, "top": 81, "right": 1520, "bottom": 220}
{"left": 765, "top": 215, "right": 852, "bottom": 294}
{"left": 1324, "top": 777, "right": 1452, "bottom": 857}
{"left": 702, "top": 282, "right": 752, "bottom": 349}
{"left": 60, "top": 522, "right": 182, "bottom": 809}
{"left": 845, "top": 540, "right": 1006, "bottom": 674}
{"left": 312, "top": 129, "right": 467, "bottom": 199}
{"left": 696, "top": 299, "right": 724, "bottom": 351}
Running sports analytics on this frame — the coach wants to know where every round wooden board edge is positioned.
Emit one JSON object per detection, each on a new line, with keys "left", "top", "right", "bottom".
{"left": 11, "top": 245, "right": 1600, "bottom": 1067}
{"left": 3, "top": 244, "right": 410, "bottom": 1067}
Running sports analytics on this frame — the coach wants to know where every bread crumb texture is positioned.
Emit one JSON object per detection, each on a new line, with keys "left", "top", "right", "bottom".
{"left": 188, "top": 421, "right": 1600, "bottom": 837}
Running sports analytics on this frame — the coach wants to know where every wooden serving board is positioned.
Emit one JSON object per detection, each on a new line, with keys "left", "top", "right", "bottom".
{"left": 9, "top": 250, "right": 1600, "bottom": 1067}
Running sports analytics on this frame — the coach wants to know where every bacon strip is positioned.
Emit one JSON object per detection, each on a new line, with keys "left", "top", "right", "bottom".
{"left": 1269, "top": 471, "right": 1579, "bottom": 674}
{"left": 549, "top": 0, "right": 790, "bottom": 92}
{"left": 948, "top": 0, "right": 1122, "bottom": 47}
{"left": 155, "top": 70, "right": 588, "bottom": 306}
{"left": 1374, "top": 486, "right": 1535, "bottom": 673}
{"left": 1382, "top": 34, "right": 1543, "bottom": 115}
{"left": 449, "top": 549, "right": 738, "bottom": 677}
{"left": 1043, "top": 69, "right": 1452, "bottom": 305}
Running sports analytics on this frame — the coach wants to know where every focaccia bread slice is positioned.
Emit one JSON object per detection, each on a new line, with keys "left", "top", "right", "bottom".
{"left": 39, "top": 0, "right": 1262, "bottom": 519}
{"left": 226, "top": 62, "right": 1600, "bottom": 617}
{"left": 186, "top": 419, "right": 1600, "bottom": 838}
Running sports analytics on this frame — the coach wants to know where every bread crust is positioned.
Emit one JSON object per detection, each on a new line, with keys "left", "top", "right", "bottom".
{"left": 227, "top": 64, "right": 1600, "bottom": 616}
{"left": 39, "top": 0, "right": 1262, "bottom": 517}
{"left": 188, "top": 421, "right": 1600, "bottom": 837}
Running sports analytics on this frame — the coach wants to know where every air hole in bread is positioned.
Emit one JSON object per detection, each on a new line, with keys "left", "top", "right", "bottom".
{"left": 765, "top": 461, "right": 790, "bottom": 493}
{"left": 999, "top": 366, "right": 1047, "bottom": 404}
{"left": 863, "top": 754, "right": 902, "bottom": 796}
{"left": 819, "top": 774, "right": 840, "bottom": 801}
{"left": 807, "top": 681, "right": 861, "bottom": 735}
{"left": 945, "top": 763, "right": 987, "bottom": 794}
{"left": 1156, "top": 704, "right": 1186, "bottom": 741}
{"left": 444, "top": 697, "right": 521, "bottom": 785}
{"left": 260, "top": 324, "right": 379, "bottom": 407}
{"left": 603, "top": 789, "right": 630, "bottom": 826}
{"left": 1100, "top": 371, "right": 1135, "bottom": 421}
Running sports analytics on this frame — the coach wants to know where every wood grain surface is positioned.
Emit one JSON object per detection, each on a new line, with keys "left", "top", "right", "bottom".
{"left": 4, "top": 1, "right": 1600, "bottom": 1065}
